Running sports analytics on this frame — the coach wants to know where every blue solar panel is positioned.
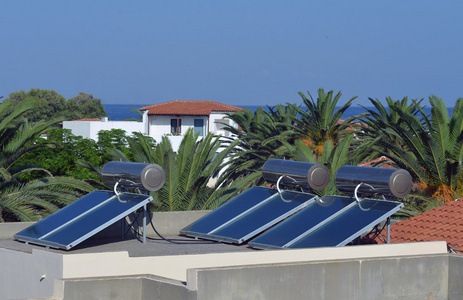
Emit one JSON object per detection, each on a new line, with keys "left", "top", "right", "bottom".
{"left": 15, "top": 191, "right": 113, "bottom": 240}
{"left": 248, "top": 195, "right": 403, "bottom": 249}
{"left": 180, "top": 187, "right": 317, "bottom": 244}
{"left": 14, "top": 191, "right": 153, "bottom": 250}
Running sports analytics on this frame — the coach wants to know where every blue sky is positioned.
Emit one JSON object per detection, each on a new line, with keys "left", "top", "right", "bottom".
{"left": 1, "top": 1, "right": 462, "bottom": 107}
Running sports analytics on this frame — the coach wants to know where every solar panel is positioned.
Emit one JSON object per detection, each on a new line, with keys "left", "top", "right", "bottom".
{"left": 180, "top": 186, "right": 318, "bottom": 244}
{"left": 248, "top": 195, "right": 403, "bottom": 249}
{"left": 14, "top": 191, "right": 153, "bottom": 250}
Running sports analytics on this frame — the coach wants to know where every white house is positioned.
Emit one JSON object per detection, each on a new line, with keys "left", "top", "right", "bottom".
{"left": 139, "top": 100, "right": 242, "bottom": 136}
{"left": 62, "top": 100, "right": 242, "bottom": 151}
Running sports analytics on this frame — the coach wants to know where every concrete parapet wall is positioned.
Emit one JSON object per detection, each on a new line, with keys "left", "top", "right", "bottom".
{"left": 60, "top": 241, "right": 447, "bottom": 283}
{"left": 56, "top": 275, "right": 195, "bottom": 300}
{"left": 0, "top": 248, "right": 63, "bottom": 300}
{"left": 448, "top": 255, "right": 463, "bottom": 299}
{"left": 192, "top": 254, "right": 452, "bottom": 300}
{"left": 145, "top": 210, "right": 211, "bottom": 236}
{"left": 0, "top": 222, "right": 35, "bottom": 239}
{"left": 53, "top": 252, "right": 463, "bottom": 300}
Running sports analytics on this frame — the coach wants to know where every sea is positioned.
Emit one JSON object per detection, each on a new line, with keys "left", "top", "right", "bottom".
{"left": 104, "top": 104, "right": 449, "bottom": 121}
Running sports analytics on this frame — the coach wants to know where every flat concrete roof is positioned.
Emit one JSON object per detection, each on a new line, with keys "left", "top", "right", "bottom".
{"left": 0, "top": 235, "right": 252, "bottom": 257}
{"left": 0, "top": 218, "right": 454, "bottom": 300}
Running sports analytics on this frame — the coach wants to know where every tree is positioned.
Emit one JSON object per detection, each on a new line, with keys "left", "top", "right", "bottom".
{"left": 220, "top": 105, "right": 299, "bottom": 188}
{"left": 3, "top": 89, "right": 107, "bottom": 123}
{"left": 4, "top": 89, "right": 67, "bottom": 123}
{"left": 0, "top": 100, "right": 93, "bottom": 221}
{"left": 281, "top": 134, "right": 370, "bottom": 196}
{"left": 124, "top": 109, "right": 144, "bottom": 121}
{"left": 290, "top": 88, "right": 362, "bottom": 158}
{"left": 18, "top": 129, "right": 103, "bottom": 181}
{"left": 363, "top": 96, "right": 463, "bottom": 203}
{"left": 360, "top": 97, "right": 425, "bottom": 150}
{"left": 109, "top": 128, "right": 252, "bottom": 211}
{"left": 65, "top": 92, "right": 107, "bottom": 120}
{"left": 97, "top": 129, "right": 130, "bottom": 162}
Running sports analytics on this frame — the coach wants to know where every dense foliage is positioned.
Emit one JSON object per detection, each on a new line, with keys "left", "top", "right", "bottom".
{"left": 3, "top": 89, "right": 107, "bottom": 123}
{"left": 106, "top": 128, "right": 255, "bottom": 211}
{"left": 18, "top": 128, "right": 130, "bottom": 183}
{"left": 0, "top": 100, "right": 93, "bottom": 222}
{"left": 3, "top": 86, "right": 463, "bottom": 220}
{"left": 220, "top": 105, "right": 299, "bottom": 188}
{"left": 362, "top": 96, "right": 463, "bottom": 203}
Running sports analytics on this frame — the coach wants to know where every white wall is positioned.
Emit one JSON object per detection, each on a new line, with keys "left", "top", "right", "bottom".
{"left": 62, "top": 111, "right": 237, "bottom": 145}
{"left": 148, "top": 115, "right": 208, "bottom": 136}
{"left": 148, "top": 112, "right": 234, "bottom": 137}
{"left": 63, "top": 120, "right": 146, "bottom": 141}
{"left": 62, "top": 111, "right": 148, "bottom": 141}
{"left": 210, "top": 112, "right": 234, "bottom": 137}
{"left": 150, "top": 135, "right": 185, "bottom": 152}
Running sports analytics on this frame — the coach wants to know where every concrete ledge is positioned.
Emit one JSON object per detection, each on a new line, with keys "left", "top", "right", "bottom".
{"left": 0, "top": 222, "right": 35, "bottom": 239}
{"left": 49, "top": 252, "right": 461, "bottom": 300}
{"left": 57, "top": 241, "right": 448, "bottom": 283}
{"left": 190, "top": 254, "right": 452, "bottom": 300}
{"left": 0, "top": 210, "right": 211, "bottom": 240}
{"left": 56, "top": 275, "right": 196, "bottom": 300}
{"left": 145, "top": 210, "right": 211, "bottom": 236}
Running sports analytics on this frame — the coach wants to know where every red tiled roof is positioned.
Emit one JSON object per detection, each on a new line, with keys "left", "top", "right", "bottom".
{"left": 358, "top": 156, "right": 395, "bottom": 168}
{"left": 140, "top": 100, "right": 243, "bottom": 116}
{"left": 72, "top": 118, "right": 102, "bottom": 122}
{"left": 375, "top": 199, "right": 463, "bottom": 253}
{"left": 59, "top": 118, "right": 101, "bottom": 125}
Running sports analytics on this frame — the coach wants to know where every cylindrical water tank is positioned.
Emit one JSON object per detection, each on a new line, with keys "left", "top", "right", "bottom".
{"left": 334, "top": 165, "right": 412, "bottom": 198}
{"left": 101, "top": 161, "right": 166, "bottom": 192}
{"left": 262, "top": 159, "right": 330, "bottom": 191}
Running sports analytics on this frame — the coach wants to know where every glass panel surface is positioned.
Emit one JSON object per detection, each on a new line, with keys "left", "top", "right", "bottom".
{"left": 43, "top": 193, "right": 150, "bottom": 246}
{"left": 210, "top": 191, "right": 315, "bottom": 241}
{"left": 289, "top": 199, "right": 402, "bottom": 248}
{"left": 194, "top": 119, "right": 204, "bottom": 136}
{"left": 180, "top": 187, "right": 278, "bottom": 235}
{"left": 15, "top": 191, "right": 114, "bottom": 239}
{"left": 249, "top": 196, "right": 355, "bottom": 248}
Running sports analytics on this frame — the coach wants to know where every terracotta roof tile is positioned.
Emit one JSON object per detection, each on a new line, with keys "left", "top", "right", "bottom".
{"left": 72, "top": 118, "right": 102, "bottom": 122}
{"left": 375, "top": 198, "right": 463, "bottom": 253}
{"left": 139, "top": 100, "right": 243, "bottom": 116}
{"left": 358, "top": 156, "right": 395, "bottom": 168}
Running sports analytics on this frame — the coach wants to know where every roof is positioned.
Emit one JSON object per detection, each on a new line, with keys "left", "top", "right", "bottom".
{"left": 375, "top": 199, "right": 463, "bottom": 253}
{"left": 139, "top": 100, "right": 243, "bottom": 116}
{"left": 358, "top": 156, "right": 395, "bottom": 168}
{"left": 71, "top": 118, "right": 102, "bottom": 122}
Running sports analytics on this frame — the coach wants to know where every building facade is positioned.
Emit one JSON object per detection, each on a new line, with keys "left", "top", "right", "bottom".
{"left": 62, "top": 100, "right": 242, "bottom": 145}
{"left": 139, "top": 100, "right": 242, "bottom": 137}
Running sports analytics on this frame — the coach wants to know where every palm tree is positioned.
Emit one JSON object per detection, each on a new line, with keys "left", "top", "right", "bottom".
{"left": 0, "top": 100, "right": 93, "bottom": 221}
{"left": 360, "top": 97, "right": 425, "bottom": 149}
{"left": 110, "top": 128, "right": 252, "bottom": 211}
{"left": 290, "top": 88, "right": 362, "bottom": 158}
{"left": 364, "top": 96, "right": 463, "bottom": 203}
{"left": 220, "top": 105, "right": 298, "bottom": 188}
{"left": 281, "top": 134, "right": 370, "bottom": 196}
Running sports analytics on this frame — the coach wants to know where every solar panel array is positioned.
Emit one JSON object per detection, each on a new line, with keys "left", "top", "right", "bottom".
{"left": 14, "top": 191, "right": 153, "bottom": 250}
{"left": 14, "top": 160, "right": 409, "bottom": 251}
{"left": 181, "top": 162, "right": 409, "bottom": 249}
{"left": 249, "top": 195, "right": 403, "bottom": 249}
{"left": 181, "top": 191, "right": 403, "bottom": 249}
{"left": 180, "top": 187, "right": 318, "bottom": 244}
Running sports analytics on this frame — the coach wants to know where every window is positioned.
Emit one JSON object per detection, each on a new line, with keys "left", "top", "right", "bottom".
{"left": 194, "top": 119, "right": 204, "bottom": 136}
{"left": 171, "top": 118, "right": 181, "bottom": 134}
